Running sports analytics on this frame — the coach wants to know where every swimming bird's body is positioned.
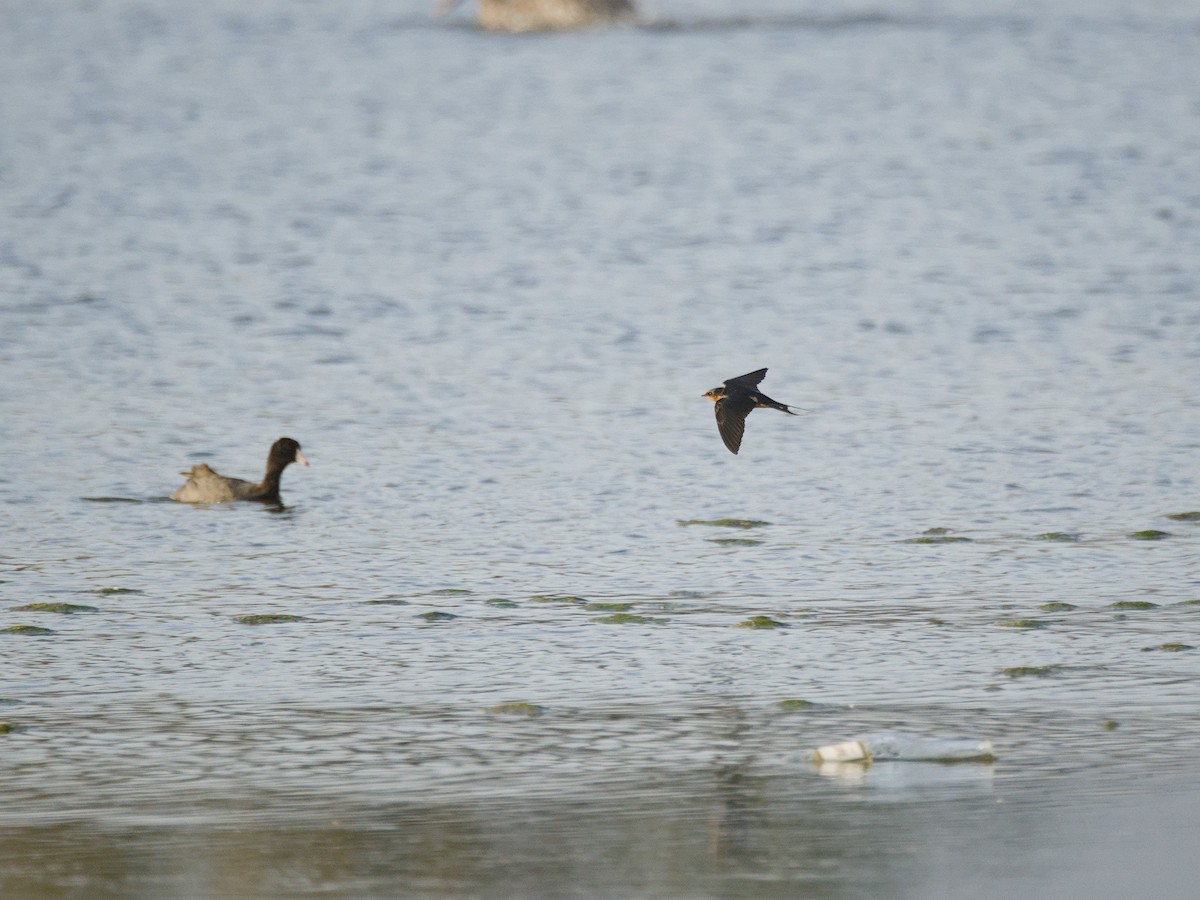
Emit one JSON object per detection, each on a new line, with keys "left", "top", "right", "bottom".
{"left": 171, "top": 437, "right": 308, "bottom": 504}
{"left": 435, "top": 0, "right": 635, "bottom": 32}
{"left": 703, "top": 369, "right": 797, "bottom": 455}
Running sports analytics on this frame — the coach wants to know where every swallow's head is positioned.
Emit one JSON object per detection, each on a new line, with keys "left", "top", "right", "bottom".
{"left": 703, "top": 387, "right": 725, "bottom": 403}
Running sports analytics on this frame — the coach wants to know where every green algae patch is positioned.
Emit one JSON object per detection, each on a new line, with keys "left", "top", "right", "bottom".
{"left": 90, "top": 587, "right": 144, "bottom": 595}
{"left": 904, "top": 528, "right": 972, "bottom": 544}
{"left": 2, "top": 625, "right": 55, "bottom": 635}
{"left": 488, "top": 702, "right": 545, "bottom": 717}
{"left": 1175, "top": 599, "right": 1200, "bottom": 607}
{"left": 737, "top": 616, "right": 788, "bottom": 629}
{"left": 706, "top": 538, "right": 764, "bottom": 546}
{"left": 527, "top": 594, "right": 588, "bottom": 605}
{"left": 678, "top": 518, "right": 770, "bottom": 529}
{"left": 0, "top": 722, "right": 16, "bottom": 734}
{"left": 1129, "top": 530, "right": 1171, "bottom": 540}
{"left": 1036, "top": 532, "right": 1082, "bottom": 542}
{"left": 416, "top": 611, "right": 458, "bottom": 623}
{"left": 1108, "top": 600, "right": 1158, "bottom": 610}
{"left": 1001, "top": 665, "right": 1062, "bottom": 678}
{"left": 996, "top": 619, "right": 1048, "bottom": 629}
{"left": 777, "top": 698, "right": 818, "bottom": 711}
{"left": 234, "top": 614, "right": 308, "bottom": 625}
{"left": 1141, "top": 643, "right": 1194, "bottom": 652}
{"left": 593, "top": 613, "right": 667, "bottom": 625}
{"left": 1166, "top": 511, "right": 1200, "bottom": 521}
{"left": 1039, "top": 602, "right": 1078, "bottom": 612}
{"left": 584, "top": 602, "right": 633, "bottom": 612}
{"left": 1101, "top": 719, "right": 1119, "bottom": 731}
{"left": 12, "top": 602, "right": 99, "bottom": 614}
{"left": 485, "top": 598, "right": 518, "bottom": 608}
{"left": 927, "top": 617, "right": 947, "bottom": 625}
{"left": 432, "top": 588, "right": 472, "bottom": 595}
{"left": 366, "top": 598, "right": 409, "bottom": 606}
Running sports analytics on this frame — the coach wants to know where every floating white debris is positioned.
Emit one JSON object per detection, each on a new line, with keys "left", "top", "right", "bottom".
{"left": 811, "top": 732, "right": 995, "bottom": 764}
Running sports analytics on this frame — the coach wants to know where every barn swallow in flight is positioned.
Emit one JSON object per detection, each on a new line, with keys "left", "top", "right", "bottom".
{"left": 703, "top": 369, "right": 797, "bottom": 454}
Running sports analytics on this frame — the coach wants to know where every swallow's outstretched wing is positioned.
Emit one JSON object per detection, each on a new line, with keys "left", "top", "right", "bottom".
{"left": 714, "top": 393, "right": 756, "bottom": 454}
{"left": 724, "top": 368, "right": 767, "bottom": 390}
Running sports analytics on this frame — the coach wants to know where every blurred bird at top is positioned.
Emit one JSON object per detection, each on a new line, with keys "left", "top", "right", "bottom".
{"left": 434, "top": 0, "right": 636, "bottom": 32}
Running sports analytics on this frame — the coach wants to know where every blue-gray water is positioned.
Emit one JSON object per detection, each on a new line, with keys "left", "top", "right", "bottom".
{"left": 2, "top": 0, "right": 1199, "bottom": 896}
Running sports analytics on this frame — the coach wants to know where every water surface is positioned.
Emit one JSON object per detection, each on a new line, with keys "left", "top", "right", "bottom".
{"left": 2, "top": 0, "right": 1199, "bottom": 896}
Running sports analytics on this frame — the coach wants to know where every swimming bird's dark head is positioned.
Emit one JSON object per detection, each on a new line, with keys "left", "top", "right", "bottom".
{"left": 270, "top": 437, "right": 309, "bottom": 469}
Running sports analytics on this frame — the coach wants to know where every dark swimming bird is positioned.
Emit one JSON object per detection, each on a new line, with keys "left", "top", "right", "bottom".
{"left": 170, "top": 437, "right": 309, "bottom": 504}
{"left": 434, "top": 0, "right": 635, "bottom": 32}
{"left": 703, "top": 369, "right": 797, "bottom": 455}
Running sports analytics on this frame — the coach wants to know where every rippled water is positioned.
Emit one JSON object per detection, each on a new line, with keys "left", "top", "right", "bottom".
{"left": 3, "top": 0, "right": 1199, "bottom": 896}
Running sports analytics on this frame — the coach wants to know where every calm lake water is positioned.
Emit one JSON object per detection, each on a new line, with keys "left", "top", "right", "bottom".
{"left": 2, "top": 0, "right": 1199, "bottom": 896}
